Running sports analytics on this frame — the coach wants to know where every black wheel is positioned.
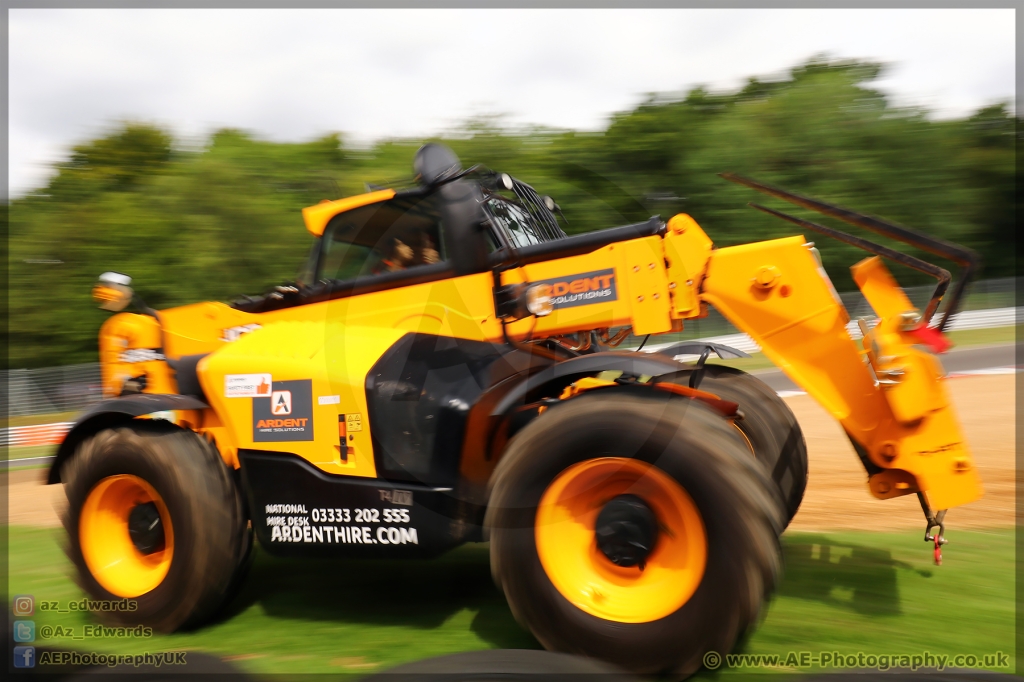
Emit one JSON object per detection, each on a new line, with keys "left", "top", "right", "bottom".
{"left": 61, "top": 420, "right": 249, "bottom": 631}
{"left": 486, "top": 390, "right": 784, "bottom": 677}
{"left": 675, "top": 365, "right": 808, "bottom": 526}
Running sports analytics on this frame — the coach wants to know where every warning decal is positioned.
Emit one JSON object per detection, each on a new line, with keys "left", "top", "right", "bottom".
{"left": 253, "top": 380, "right": 313, "bottom": 442}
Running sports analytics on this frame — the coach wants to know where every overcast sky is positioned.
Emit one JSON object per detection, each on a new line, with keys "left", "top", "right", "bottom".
{"left": 8, "top": 8, "right": 1016, "bottom": 199}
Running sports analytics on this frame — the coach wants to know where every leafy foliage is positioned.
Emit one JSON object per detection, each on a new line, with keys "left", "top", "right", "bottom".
{"left": 9, "top": 58, "right": 1017, "bottom": 367}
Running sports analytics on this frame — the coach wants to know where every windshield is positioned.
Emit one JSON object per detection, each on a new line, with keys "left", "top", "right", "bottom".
{"left": 317, "top": 195, "right": 445, "bottom": 283}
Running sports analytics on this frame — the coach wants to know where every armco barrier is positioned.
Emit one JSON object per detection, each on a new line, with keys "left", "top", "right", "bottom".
{"left": 3, "top": 422, "right": 74, "bottom": 447}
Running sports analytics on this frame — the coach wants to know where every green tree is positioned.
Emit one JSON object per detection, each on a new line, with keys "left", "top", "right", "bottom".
{"left": 8, "top": 57, "right": 1017, "bottom": 368}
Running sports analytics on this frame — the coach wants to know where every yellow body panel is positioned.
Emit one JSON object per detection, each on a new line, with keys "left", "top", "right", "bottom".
{"left": 301, "top": 189, "right": 395, "bottom": 237}
{"left": 702, "top": 237, "right": 870, "bottom": 423}
{"left": 622, "top": 237, "right": 674, "bottom": 335}
{"left": 663, "top": 214, "right": 715, "bottom": 318}
{"left": 851, "top": 257, "right": 982, "bottom": 509}
{"left": 159, "top": 301, "right": 266, "bottom": 355}
{"left": 852, "top": 257, "right": 946, "bottom": 422}
{"left": 198, "top": 321, "right": 408, "bottom": 479}
{"left": 317, "top": 272, "right": 500, "bottom": 341}
{"left": 852, "top": 256, "right": 915, "bottom": 319}
{"left": 175, "top": 272, "right": 501, "bottom": 477}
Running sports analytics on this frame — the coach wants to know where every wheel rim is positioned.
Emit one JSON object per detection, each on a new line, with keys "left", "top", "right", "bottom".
{"left": 535, "top": 457, "right": 707, "bottom": 623}
{"left": 79, "top": 475, "right": 174, "bottom": 598}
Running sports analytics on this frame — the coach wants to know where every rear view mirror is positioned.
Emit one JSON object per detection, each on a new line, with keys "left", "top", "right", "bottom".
{"left": 92, "top": 271, "right": 134, "bottom": 312}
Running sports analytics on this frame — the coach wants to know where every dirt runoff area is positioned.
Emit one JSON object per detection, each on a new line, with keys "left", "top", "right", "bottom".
{"left": 4, "top": 374, "right": 1015, "bottom": 532}
{"left": 786, "top": 372, "right": 1015, "bottom": 532}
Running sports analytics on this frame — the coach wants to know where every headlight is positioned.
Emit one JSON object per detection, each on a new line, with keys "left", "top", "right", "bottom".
{"left": 525, "top": 284, "right": 553, "bottom": 317}
{"left": 495, "top": 282, "right": 555, "bottom": 320}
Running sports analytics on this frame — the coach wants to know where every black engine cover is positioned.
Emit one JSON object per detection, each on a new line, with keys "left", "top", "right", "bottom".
{"left": 239, "top": 450, "right": 472, "bottom": 559}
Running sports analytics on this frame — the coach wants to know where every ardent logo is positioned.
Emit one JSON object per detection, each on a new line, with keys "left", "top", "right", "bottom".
{"left": 253, "top": 379, "right": 313, "bottom": 442}
{"left": 255, "top": 418, "right": 308, "bottom": 429}
{"left": 532, "top": 269, "right": 618, "bottom": 310}
{"left": 271, "top": 390, "right": 292, "bottom": 415}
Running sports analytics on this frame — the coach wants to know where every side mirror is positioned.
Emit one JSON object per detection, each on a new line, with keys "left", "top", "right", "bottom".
{"left": 92, "top": 272, "right": 134, "bottom": 312}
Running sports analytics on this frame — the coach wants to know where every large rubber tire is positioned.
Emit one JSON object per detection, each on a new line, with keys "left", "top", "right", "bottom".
{"left": 674, "top": 365, "right": 808, "bottom": 526}
{"left": 486, "top": 390, "right": 784, "bottom": 677}
{"left": 62, "top": 420, "right": 249, "bottom": 632}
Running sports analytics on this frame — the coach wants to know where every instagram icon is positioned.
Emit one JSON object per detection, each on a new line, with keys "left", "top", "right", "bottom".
{"left": 12, "top": 595, "right": 34, "bottom": 616}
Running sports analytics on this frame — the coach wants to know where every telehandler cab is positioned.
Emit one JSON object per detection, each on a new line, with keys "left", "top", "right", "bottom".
{"left": 53, "top": 143, "right": 982, "bottom": 676}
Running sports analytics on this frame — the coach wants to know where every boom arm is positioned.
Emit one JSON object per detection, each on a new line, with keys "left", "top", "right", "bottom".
{"left": 498, "top": 209, "right": 981, "bottom": 514}
{"left": 701, "top": 234, "right": 981, "bottom": 511}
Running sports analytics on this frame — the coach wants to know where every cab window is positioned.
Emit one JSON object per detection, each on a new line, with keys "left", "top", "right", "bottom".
{"left": 317, "top": 195, "right": 445, "bottom": 283}
{"left": 485, "top": 197, "right": 546, "bottom": 248}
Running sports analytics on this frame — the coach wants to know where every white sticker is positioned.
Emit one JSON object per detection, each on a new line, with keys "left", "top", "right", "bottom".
{"left": 119, "top": 348, "right": 165, "bottom": 363}
{"left": 379, "top": 489, "right": 413, "bottom": 506}
{"left": 221, "top": 323, "right": 262, "bottom": 342}
{"left": 318, "top": 395, "right": 340, "bottom": 405}
{"left": 225, "top": 373, "right": 272, "bottom": 398}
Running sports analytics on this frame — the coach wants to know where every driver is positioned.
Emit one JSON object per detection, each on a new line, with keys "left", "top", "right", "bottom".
{"left": 414, "top": 233, "right": 440, "bottom": 266}
{"left": 376, "top": 237, "right": 415, "bottom": 273}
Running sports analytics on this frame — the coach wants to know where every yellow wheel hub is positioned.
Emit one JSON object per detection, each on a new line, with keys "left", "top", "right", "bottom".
{"left": 535, "top": 457, "right": 707, "bottom": 623}
{"left": 79, "top": 475, "right": 174, "bottom": 598}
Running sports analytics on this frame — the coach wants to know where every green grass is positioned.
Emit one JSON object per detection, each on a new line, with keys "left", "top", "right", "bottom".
{"left": 945, "top": 324, "right": 1017, "bottom": 348}
{"left": 7, "top": 445, "right": 56, "bottom": 460}
{"left": 8, "top": 526, "right": 534, "bottom": 674}
{"left": 3, "top": 446, "right": 56, "bottom": 471}
{"left": 1, "top": 411, "right": 78, "bottom": 428}
{"left": 8, "top": 525, "right": 1014, "bottom": 676}
{"left": 707, "top": 528, "right": 1016, "bottom": 676}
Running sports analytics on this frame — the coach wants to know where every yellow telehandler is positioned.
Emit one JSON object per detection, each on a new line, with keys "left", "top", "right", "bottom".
{"left": 52, "top": 143, "right": 981, "bottom": 676}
